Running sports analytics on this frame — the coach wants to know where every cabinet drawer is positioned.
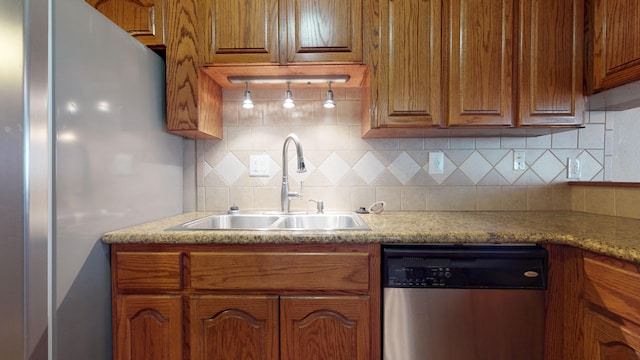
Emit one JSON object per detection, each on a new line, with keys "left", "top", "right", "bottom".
{"left": 583, "top": 254, "right": 640, "bottom": 325}
{"left": 190, "top": 252, "right": 370, "bottom": 291}
{"left": 115, "top": 252, "right": 183, "bottom": 290}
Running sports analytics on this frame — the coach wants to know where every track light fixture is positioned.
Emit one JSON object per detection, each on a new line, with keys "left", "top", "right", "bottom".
{"left": 242, "top": 82, "right": 254, "bottom": 109}
{"left": 283, "top": 82, "right": 295, "bottom": 109}
{"left": 323, "top": 81, "right": 335, "bottom": 109}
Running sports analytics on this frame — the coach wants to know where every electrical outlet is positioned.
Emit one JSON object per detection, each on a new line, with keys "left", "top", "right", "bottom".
{"left": 513, "top": 151, "right": 526, "bottom": 171}
{"left": 249, "top": 154, "right": 270, "bottom": 177}
{"left": 567, "top": 157, "right": 581, "bottom": 179}
{"left": 429, "top": 152, "right": 445, "bottom": 174}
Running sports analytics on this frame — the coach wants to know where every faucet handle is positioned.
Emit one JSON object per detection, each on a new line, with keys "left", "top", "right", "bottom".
{"left": 288, "top": 180, "right": 304, "bottom": 199}
{"left": 309, "top": 199, "right": 324, "bottom": 214}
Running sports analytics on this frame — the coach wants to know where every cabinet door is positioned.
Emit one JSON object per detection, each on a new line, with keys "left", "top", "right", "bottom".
{"left": 588, "top": 0, "right": 640, "bottom": 93}
{"left": 203, "top": 0, "right": 279, "bottom": 64}
{"left": 190, "top": 295, "right": 279, "bottom": 360}
{"left": 284, "top": 0, "right": 363, "bottom": 63}
{"left": 86, "top": 0, "right": 165, "bottom": 48}
{"left": 518, "top": 0, "right": 584, "bottom": 126}
{"left": 446, "top": 0, "right": 514, "bottom": 126}
{"left": 378, "top": 0, "right": 441, "bottom": 129}
{"left": 583, "top": 309, "right": 640, "bottom": 359}
{"left": 114, "top": 295, "right": 182, "bottom": 360}
{"left": 281, "top": 296, "right": 370, "bottom": 360}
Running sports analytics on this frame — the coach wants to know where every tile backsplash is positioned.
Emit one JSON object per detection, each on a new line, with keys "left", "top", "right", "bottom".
{"left": 192, "top": 87, "right": 611, "bottom": 213}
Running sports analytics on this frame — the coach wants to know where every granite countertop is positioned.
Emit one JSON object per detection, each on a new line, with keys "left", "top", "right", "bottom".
{"left": 101, "top": 211, "right": 640, "bottom": 264}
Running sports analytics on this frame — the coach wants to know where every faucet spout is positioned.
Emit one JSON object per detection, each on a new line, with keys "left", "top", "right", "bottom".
{"left": 281, "top": 134, "right": 306, "bottom": 213}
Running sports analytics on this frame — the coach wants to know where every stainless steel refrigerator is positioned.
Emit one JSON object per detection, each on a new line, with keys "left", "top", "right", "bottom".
{"left": 1, "top": 0, "right": 184, "bottom": 358}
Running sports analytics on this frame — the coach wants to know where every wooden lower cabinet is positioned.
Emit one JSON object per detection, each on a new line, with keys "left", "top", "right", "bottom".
{"left": 190, "top": 295, "right": 279, "bottom": 360}
{"left": 545, "top": 245, "right": 640, "bottom": 360}
{"left": 281, "top": 296, "right": 370, "bottom": 360}
{"left": 583, "top": 308, "right": 640, "bottom": 359}
{"left": 112, "top": 243, "right": 380, "bottom": 360}
{"left": 190, "top": 295, "right": 370, "bottom": 360}
{"left": 114, "top": 295, "right": 183, "bottom": 360}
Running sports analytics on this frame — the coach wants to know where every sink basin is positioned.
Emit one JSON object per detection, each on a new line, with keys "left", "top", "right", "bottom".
{"left": 169, "top": 212, "right": 370, "bottom": 231}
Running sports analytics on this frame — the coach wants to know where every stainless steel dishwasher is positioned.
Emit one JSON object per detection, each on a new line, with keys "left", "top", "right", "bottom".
{"left": 382, "top": 244, "right": 547, "bottom": 360}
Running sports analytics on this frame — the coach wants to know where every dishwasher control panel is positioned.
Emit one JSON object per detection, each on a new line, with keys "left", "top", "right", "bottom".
{"left": 383, "top": 244, "right": 548, "bottom": 289}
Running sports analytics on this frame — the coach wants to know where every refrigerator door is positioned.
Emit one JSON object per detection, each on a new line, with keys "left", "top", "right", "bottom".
{"left": 53, "top": 0, "right": 183, "bottom": 359}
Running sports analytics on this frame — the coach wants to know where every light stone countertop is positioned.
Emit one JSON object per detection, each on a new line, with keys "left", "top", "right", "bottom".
{"left": 101, "top": 211, "right": 640, "bottom": 264}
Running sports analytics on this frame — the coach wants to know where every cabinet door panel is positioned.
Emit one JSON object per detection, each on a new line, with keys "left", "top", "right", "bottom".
{"left": 114, "top": 295, "right": 182, "bottom": 360}
{"left": 204, "top": 0, "right": 279, "bottom": 64}
{"left": 518, "top": 0, "right": 584, "bottom": 125}
{"left": 190, "top": 295, "right": 279, "bottom": 360}
{"left": 447, "top": 0, "right": 514, "bottom": 126}
{"left": 590, "top": 0, "right": 640, "bottom": 92}
{"left": 281, "top": 296, "right": 370, "bottom": 360}
{"left": 87, "top": 0, "right": 165, "bottom": 48}
{"left": 380, "top": 0, "right": 441, "bottom": 128}
{"left": 584, "top": 309, "right": 640, "bottom": 359}
{"left": 286, "top": 0, "right": 363, "bottom": 63}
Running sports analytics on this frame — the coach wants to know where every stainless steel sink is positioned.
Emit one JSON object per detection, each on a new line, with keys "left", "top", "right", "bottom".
{"left": 169, "top": 212, "right": 370, "bottom": 231}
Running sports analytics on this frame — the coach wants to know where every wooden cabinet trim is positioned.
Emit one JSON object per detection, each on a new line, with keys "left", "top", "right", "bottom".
{"left": 115, "top": 251, "right": 183, "bottom": 291}
{"left": 190, "top": 251, "right": 370, "bottom": 291}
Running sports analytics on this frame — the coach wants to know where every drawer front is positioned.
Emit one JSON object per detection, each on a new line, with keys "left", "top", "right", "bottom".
{"left": 583, "top": 254, "right": 640, "bottom": 325}
{"left": 190, "top": 252, "right": 370, "bottom": 292}
{"left": 115, "top": 252, "right": 183, "bottom": 291}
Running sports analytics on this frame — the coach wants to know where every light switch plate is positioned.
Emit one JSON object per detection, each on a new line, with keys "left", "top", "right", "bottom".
{"left": 513, "top": 151, "right": 526, "bottom": 171}
{"left": 249, "top": 154, "right": 270, "bottom": 177}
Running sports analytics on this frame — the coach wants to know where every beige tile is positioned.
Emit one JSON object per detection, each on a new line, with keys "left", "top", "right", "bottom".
{"left": 426, "top": 186, "right": 450, "bottom": 210}
{"left": 551, "top": 184, "right": 572, "bottom": 210}
{"left": 350, "top": 187, "right": 377, "bottom": 211}
{"left": 615, "top": 188, "right": 640, "bottom": 219}
{"left": 450, "top": 186, "right": 477, "bottom": 210}
{"left": 401, "top": 187, "right": 427, "bottom": 211}
{"left": 376, "top": 186, "right": 402, "bottom": 211}
{"left": 501, "top": 186, "right": 528, "bottom": 211}
{"left": 477, "top": 186, "right": 503, "bottom": 210}
{"left": 570, "top": 186, "right": 585, "bottom": 211}
{"left": 584, "top": 187, "right": 615, "bottom": 216}
{"left": 204, "top": 187, "right": 229, "bottom": 212}
{"left": 527, "top": 186, "right": 553, "bottom": 210}
{"left": 253, "top": 187, "right": 280, "bottom": 211}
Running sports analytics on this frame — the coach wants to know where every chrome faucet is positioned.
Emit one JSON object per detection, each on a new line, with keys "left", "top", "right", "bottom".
{"left": 281, "top": 133, "right": 306, "bottom": 213}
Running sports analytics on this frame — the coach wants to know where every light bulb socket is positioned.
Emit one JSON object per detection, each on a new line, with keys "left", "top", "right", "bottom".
{"left": 323, "top": 82, "right": 335, "bottom": 108}
{"left": 283, "top": 83, "right": 295, "bottom": 108}
{"left": 242, "top": 82, "right": 254, "bottom": 109}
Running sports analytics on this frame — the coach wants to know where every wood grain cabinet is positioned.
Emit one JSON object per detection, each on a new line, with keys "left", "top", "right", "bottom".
{"left": 111, "top": 244, "right": 380, "bottom": 360}
{"left": 582, "top": 252, "right": 640, "bottom": 359}
{"left": 586, "top": 0, "right": 640, "bottom": 94}
{"left": 544, "top": 246, "right": 640, "bottom": 359}
{"left": 86, "top": 0, "right": 165, "bottom": 49}
{"left": 201, "top": 0, "right": 363, "bottom": 65}
{"left": 362, "top": 0, "right": 584, "bottom": 137}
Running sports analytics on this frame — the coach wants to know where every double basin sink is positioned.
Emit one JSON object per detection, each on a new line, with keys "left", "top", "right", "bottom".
{"left": 170, "top": 212, "right": 371, "bottom": 231}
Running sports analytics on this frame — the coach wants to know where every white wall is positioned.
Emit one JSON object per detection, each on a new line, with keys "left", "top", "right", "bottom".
{"left": 608, "top": 107, "right": 640, "bottom": 181}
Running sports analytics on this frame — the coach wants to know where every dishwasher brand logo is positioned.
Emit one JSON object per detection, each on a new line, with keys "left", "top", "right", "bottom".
{"left": 524, "top": 271, "right": 540, "bottom": 278}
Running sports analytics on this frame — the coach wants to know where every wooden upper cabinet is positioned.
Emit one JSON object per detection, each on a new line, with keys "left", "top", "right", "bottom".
{"left": 202, "top": 0, "right": 363, "bottom": 65}
{"left": 361, "top": 0, "right": 442, "bottom": 137}
{"left": 203, "top": 0, "right": 279, "bottom": 64}
{"left": 284, "top": 0, "right": 363, "bottom": 63}
{"left": 86, "top": 0, "right": 165, "bottom": 49}
{"left": 587, "top": 0, "right": 640, "bottom": 93}
{"left": 445, "top": 0, "right": 514, "bottom": 127}
{"left": 518, "top": 0, "right": 584, "bottom": 126}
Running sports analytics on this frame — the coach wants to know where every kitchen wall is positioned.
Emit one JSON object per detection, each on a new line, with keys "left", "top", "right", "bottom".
{"left": 192, "top": 87, "right": 622, "bottom": 213}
